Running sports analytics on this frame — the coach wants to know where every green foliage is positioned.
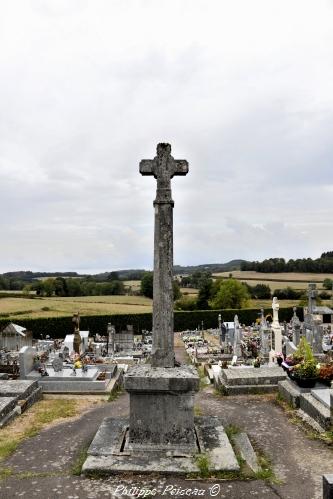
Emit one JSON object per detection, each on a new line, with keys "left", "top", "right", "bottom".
{"left": 292, "top": 338, "right": 319, "bottom": 378}
{"left": 140, "top": 272, "right": 153, "bottom": 298}
{"left": 196, "top": 276, "right": 213, "bottom": 309}
{"left": 180, "top": 271, "right": 212, "bottom": 289}
{"left": 242, "top": 254, "right": 333, "bottom": 273}
{"left": 174, "top": 296, "right": 198, "bottom": 310}
{"left": 210, "top": 278, "right": 250, "bottom": 309}
{"left": 140, "top": 272, "right": 181, "bottom": 301}
{"left": 225, "top": 424, "right": 241, "bottom": 439}
{"left": 0, "top": 307, "right": 303, "bottom": 339}
{"left": 295, "top": 337, "right": 314, "bottom": 362}
{"left": 172, "top": 280, "right": 182, "bottom": 301}
{"left": 293, "top": 359, "right": 319, "bottom": 378}
{"left": 323, "top": 278, "right": 333, "bottom": 290}
{"left": 246, "top": 283, "right": 271, "bottom": 299}
{"left": 195, "top": 454, "right": 211, "bottom": 478}
{"left": 273, "top": 287, "right": 302, "bottom": 300}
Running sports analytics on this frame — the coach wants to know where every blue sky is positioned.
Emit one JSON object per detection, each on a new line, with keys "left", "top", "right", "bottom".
{"left": 1, "top": 0, "right": 333, "bottom": 273}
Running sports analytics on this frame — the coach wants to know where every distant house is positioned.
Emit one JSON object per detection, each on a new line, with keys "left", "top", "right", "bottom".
{"left": 0, "top": 323, "right": 33, "bottom": 351}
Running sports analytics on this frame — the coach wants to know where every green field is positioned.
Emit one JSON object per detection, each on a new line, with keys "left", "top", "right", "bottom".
{"left": 212, "top": 271, "right": 333, "bottom": 291}
{"left": 0, "top": 295, "right": 153, "bottom": 320}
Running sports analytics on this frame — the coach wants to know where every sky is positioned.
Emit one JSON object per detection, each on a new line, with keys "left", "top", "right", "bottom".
{"left": 1, "top": 0, "right": 333, "bottom": 273}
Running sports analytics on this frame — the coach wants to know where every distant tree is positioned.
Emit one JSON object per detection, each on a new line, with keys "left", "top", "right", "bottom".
{"left": 273, "top": 287, "right": 302, "bottom": 300}
{"left": 42, "top": 278, "right": 56, "bottom": 297}
{"left": 210, "top": 279, "right": 250, "bottom": 309}
{"left": 196, "top": 276, "right": 213, "bottom": 309}
{"left": 250, "top": 284, "right": 271, "bottom": 299}
{"left": 323, "top": 278, "right": 333, "bottom": 290}
{"left": 0, "top": 276, "right": 9, "bottom": 290}
{"left": 172, "top": 280, "right": 182, "bottom": 301}
{"left": 140, "top": 272, "right": 181, "bottom": 301}
{"left": 174, "top": 296, "right": 197, "bottom": 311}
{"left": 140, "top": 272, "right": 154, "bottom": 299}
{"left": 107, "top": 271, "right": 120, "bottom": 281}
{"left": 54, "top": 277, "right": 68, "bottom": 296}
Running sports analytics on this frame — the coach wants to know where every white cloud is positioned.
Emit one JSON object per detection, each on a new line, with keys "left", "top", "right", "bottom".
{"left": 1, "top": 0, "right": 333, "bottom": 272}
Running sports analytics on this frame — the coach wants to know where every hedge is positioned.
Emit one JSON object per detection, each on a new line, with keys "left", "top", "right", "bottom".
{"left": 0, "top": 307, "right": 303, "bottom": 339}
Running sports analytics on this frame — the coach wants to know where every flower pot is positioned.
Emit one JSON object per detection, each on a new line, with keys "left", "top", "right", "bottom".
{"left": 277, "top": 358, "right": 283, "bottom": 366}
{"left": 293, "top": 376, "right": 318, "bottom": 388}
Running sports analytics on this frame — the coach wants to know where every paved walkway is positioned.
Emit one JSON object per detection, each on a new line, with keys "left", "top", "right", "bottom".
{"left": 0, "top": 340, "right": 332, "bottom": 498}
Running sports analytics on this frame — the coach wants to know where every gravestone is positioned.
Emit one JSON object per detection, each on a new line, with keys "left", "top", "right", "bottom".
{"left": 259, "top": 308, "right": 270, "bottom": 359}
{"left": 291, "top": 307, "right": 301, "bottom": 346}
{"left": 107, "top": 323, "right": 115, "bottom": 354}
{"left": 19, "top": 346, "right": 36, "bottom": 379}
{"left": 52, "top": 357, "right": 63, "bottom": 373}
{"left": 233, "top": 314, "right": 242, "bottom": 357}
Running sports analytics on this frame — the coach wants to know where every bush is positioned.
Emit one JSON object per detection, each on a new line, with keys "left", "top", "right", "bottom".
{"left": 273, "top": 287, "right": 302, "bottom": 300}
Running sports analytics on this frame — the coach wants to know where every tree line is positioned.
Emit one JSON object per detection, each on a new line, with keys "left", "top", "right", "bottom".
{"left": 241, "top": 253, "right": 333, "bottom": 273}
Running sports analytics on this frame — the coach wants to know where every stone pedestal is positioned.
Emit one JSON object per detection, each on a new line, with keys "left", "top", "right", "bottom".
{"left": 124, "top": 365, "right": 199, "bottom": 453}
{"left": 269, "top": 324, "right": 283, "bottom": 364}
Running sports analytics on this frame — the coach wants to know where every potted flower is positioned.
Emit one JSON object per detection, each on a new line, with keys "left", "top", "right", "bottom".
{"left": 291, "top": 359, "right": 319, "bottom": 388}
{"left": 288, "top": 338, "right": 319, "bottom": 387}
{"left": 318, "top": 364, "right": 333, "bottom": 386}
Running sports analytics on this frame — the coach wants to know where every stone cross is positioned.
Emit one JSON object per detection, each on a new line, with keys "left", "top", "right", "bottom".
{"left": 307, "top": 283, "right": 317, "bottom": 314}
{"left": 140, "top": 143, "right": 188, "bottom": 367}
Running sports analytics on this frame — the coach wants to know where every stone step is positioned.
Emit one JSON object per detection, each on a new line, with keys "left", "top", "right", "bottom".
{"left": 220, "top": 383, "right": 279, "bottom": 395}
{"left": 299, "top": 393, "right": 331, "bottom": 431}
{"left": 0, "top": 396, "right": 20, "bottom": 428}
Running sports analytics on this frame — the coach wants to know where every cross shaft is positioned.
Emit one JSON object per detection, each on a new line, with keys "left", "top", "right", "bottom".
{"left": 140, "top": 143, "right": 188, "bottom": 367}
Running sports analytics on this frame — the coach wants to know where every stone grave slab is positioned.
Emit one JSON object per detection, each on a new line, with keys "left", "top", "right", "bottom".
{"left": 0, "top": 396, "right": 19, "bottom": 427}
{"left": 219, "top": 367, "right": 286, "bottom": 395}
{"left": 311, "top": 388, "right": 330, "bottom": 409}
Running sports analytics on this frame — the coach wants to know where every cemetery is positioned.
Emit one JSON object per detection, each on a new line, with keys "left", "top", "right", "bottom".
{"left": 1, "top": 144, "right": 333, "bottom": 498}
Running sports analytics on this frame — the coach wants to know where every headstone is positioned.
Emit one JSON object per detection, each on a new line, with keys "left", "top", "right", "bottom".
{"left": 259, "top": 309, "right": 270, "bottom": 358}
{"left": 52, "top": 357, "right": 63, "bottom": 373}
{"left": 107, "top": 323, "right": 115, "bottom": 354}
{"left": 307, "top": 283, "right": 318, "bottom": 315}
{"left": 291, "top": 307, "right": 301, "bottom": 346}
{"left": 19, "top": 346, "right": 37, "bottom": 379}
{"left": 233, "top": 315, "right": 242, "bottom": 357}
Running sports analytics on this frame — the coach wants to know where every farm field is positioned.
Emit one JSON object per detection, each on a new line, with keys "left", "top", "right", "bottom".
{"left": 212, "top": 271, "right": 333, "bottom": 290}
{"left": 0, "top": 295, "right": 153, "bottom": 320}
